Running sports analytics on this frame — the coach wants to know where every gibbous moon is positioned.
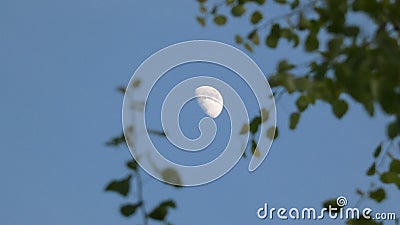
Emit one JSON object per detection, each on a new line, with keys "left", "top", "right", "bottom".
{"left": 195, "top": 85, "right": 224, "bottom": 118}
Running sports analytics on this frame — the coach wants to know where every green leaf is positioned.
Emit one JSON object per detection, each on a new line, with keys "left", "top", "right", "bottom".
{"left": 309, "top": 19, "right": 321, "bottom": 33}
{"left": 196, "top": 16, "right": 206, "bottom": 27}
{"left": 366, "top": 163, "right": 376, "bottom": 176}
{"left": 248, "top": 30, "right": 260, "bottom": 45}
{"left": 235, "top": 35, "right": 243, "bottom": 44}
{"left": 373, "top": 144, "right": 382, "bottom": 158}
{"left": 296, "top": 95, "right": 309, "bottom": 112}
{"left": 253, "top": 0, "right": 266, "bottom": 5}
{"left": 260, "top": 108, "right": 269, "bottom": 122}
{"left": 277, "top": 60, "right": 295, "bottom": 73}
{"left": 132, "top": 79, "right": 141, "bottom": 88}
{"left": 343, "top": 26, "right": 360, "bottom": 37}
{"left": 294, "top": 77, "right": 310, "bottom": 92}
{"left": 126, "top": 160, "right": 138, "bottom": 171}
{"left": 251, "top": 138, "right": 261, "bottom": 157}
{"left": 274, "top": 0, "right": 286, "bottom": 4}
{"left": 387, "top": 121, "right": 399, "bottom": 139}
{"left": 290, "top": 0, "right": 299, "bottom": 9}
{"left": 249, "top": 116, "right": 262, "bottom": 134}
{"left": 244, "top": 42, "right": 253, "bottom": 52}
{"left": 280, "top": 28, "right": 300, "bottom": 47}
{"left": 347, "top": 217, "right": 383, "bottom": 225}
{"left": 240, "top": 123, "right": 250, "bottom": 134}
{"left": 210, "top": 6, "right": 217, "bottom": 14}
{"left": 332, "top": 99, "right": 348, "bottom": 119}
{"left": 289, "top": 112, "right": 300, "bottom": 130}
{"left": 250, "top": 11, "right": 263, "bottom": 24}
{"left": 231, "top": 5, "right": 246, "bottom": 17}
{"left": 352, "top": 0, "right": 378, "bottom": 13}
{"left": 281, "top": 74, "right": 296, "bottom": 93}
{"left": 369, "top": 188, "right": 386, "bottom": 203}
{"left": 117, "top": 86, "right": 126, "bottom": 94}
{"left": 380, "top": 172, "right": 399, "bottom": 184}
{"left": 396, "top": 179, "right": 400, "bottom": 190}
{"left": 226, "top": 0, "right": 235, "bottom": 4}
{"left": 390, "top": 159, "right": 400, "bottom": 174}
{"left": 160, "top": 200, "right": 176, "bottom": 208}
{"left": 267, "top": 126, "right": 278, "bottom": 140}
{"left": 266, "top": 35, "right": 278, "bottom": 48}
{"left": 106, "top": 133, "right": 125, "bottom": 147}
{"left": 298, "top": 16, "right": 310, "bottom": 30}
{"left": 242, "top": 149, "right": 247, "bottom": 158}
{"left": 148, "top": 129, "right": 166, "bottom": 136}
{"left": 265, "top": 24, "right": 280, "bottom": 48}
{"left": 199, "top": 5, "right": 207, "bottom": 13}
{"left": 162, "top": 168, "right": 182, "bottom": 186}
{"left": 120, "top": 202, "right": 142, "bottom": 217}
{"left": 327, "top": 37, "right": 343, "bottom": 57}
{"left": 290, "top": 33, "right": 300, "bottom": 47}
{"left": 322, "top": 198, "right": 341, "bottom": 214}
{"left": 148, "top": 200, "right": 177, "bottom": 221}
{"left": 305, "top": 33, "right": 319, "bottom": 52}
{"left": 105, "top": 175, "right": 131, "bottom": 197}
{"left": 214, "top": 15, "right": 227, "bottom": 25}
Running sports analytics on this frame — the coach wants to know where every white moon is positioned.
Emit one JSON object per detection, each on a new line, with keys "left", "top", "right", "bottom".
{"left": 195, "top": 86, "right": 224, "bottom": 118}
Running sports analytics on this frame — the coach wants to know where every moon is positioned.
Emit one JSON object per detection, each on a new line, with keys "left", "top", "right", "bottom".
{"left": 195, "top": 85, "right": 224, "bottom": 118}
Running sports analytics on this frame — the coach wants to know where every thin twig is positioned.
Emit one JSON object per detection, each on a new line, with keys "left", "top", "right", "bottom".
{"left": 376, "top": 140, "right": 393, "bottom": 169}
{"left": 256, "top": 0, "right": 320, "bottom": 31}
{"left": 136, "top": 170, "right": 149, "bottom": 225}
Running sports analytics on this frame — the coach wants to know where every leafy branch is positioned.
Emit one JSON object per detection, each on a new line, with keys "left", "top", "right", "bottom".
{"left": 105, "top": 86, "right": 177, "bottom": 225}
{"left": 195, "top": 0, "right": 400, "bottom": 224}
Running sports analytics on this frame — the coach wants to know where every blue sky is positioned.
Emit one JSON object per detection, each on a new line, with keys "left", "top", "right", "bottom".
{"left": 1, "top": 0, "right": 398, "bottom": 225}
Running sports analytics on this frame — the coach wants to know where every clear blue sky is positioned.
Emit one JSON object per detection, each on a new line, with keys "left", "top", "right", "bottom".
{"left": 1, "top": 0, "right": 398, "bottom": 225}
